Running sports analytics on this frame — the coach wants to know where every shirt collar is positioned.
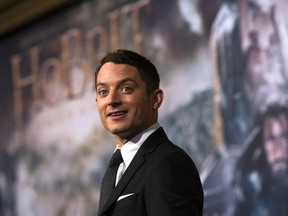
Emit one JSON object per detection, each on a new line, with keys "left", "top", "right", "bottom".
{"left": 117, "top": 123, "right": 160, "bottom": 167}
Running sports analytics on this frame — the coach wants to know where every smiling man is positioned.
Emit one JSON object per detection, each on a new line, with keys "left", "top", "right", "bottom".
{"left": 95, "top": 49, "right": 203, "bottom": 216}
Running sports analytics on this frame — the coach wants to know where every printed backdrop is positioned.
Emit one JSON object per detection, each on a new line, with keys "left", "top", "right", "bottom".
{"left": 0, "top": 0, "right": 287, "bottom": 215}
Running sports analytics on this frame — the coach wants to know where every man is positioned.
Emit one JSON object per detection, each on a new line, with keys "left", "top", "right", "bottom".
{"left": 234, "top": 103, "right": 288, "bottom": 215}
{"left": 262, "top": 104, "right": 288, "bottom": 181}
{"left": 95, "top": 49, "right": 203, "bottom": 216}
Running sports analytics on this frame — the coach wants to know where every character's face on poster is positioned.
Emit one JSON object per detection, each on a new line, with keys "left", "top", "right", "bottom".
{"left": 209, "top": 0, "right": 288, "bottom": 215}
{"left": 263, "top": 113, "right": 288, "bottom": 179}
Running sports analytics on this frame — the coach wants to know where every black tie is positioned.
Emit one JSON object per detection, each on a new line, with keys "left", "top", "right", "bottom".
{"left": 99, "top": 149, "right": 123, "bottom": 210}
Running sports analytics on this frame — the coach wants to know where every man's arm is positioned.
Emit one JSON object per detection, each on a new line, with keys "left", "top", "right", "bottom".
{"left": 145, "top": 148, "right": 203, "bottom": 216}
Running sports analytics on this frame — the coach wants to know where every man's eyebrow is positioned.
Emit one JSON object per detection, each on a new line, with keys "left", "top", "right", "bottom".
{"left": 96, "top": 82, "right": 106, "bottom": 88}
{"left": 96, "top": 78, "right": 136, "bottom": 87}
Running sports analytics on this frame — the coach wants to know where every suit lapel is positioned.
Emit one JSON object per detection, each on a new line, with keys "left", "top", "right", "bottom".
{"left": 98, "top": 152, "right": 145, "bottom": 215}
{"left": 98, "top": 128, "right": 168, "bottom": 215}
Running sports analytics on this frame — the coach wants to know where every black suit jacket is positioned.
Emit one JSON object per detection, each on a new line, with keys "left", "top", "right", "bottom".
{"left": 98, "top": 127, "right": 203, "bottom": 216}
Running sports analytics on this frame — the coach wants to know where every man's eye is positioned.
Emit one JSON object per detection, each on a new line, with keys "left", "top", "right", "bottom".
{"left": 98, "top": 89, "right": 109, "bottom": 96}
{"left": 121, "top": 87, "right": 133, "bottom": 94}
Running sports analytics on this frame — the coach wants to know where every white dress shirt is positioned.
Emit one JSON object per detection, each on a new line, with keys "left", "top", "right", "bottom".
{"left": 115, "top": 123, "right": 160, "bottom": 186}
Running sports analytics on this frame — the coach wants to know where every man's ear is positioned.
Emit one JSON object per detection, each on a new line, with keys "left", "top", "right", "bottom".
{"left": 153, "top": 89, "right": 164, "bottom": 110}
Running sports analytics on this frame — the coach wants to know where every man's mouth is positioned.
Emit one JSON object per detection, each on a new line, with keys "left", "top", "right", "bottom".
{"left": 108, "top": 111, "right": 128, "bottom": 117}
{"left": 271, "top": 158, "right": 288, "bottom": 171}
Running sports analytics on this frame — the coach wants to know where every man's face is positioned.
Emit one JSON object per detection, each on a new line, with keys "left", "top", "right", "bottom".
{"left": 96, "top": 62, "right": 161, "bottom": 146}
{"left": 263, "top": 114, "right": 288, "bottom": 179}
{"left": 246, "top": 47, "right": 268, "bottom": 88}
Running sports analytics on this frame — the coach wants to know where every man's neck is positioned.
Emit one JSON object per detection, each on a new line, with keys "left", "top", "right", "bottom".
{"left": 115, "top": 123, "right": 160, "bottom": 148}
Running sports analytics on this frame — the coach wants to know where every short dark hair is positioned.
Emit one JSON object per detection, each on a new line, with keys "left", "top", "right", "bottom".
{"left": 256, "top": 102, "right": 288, "bottom": 127}
{"left": 95, "top": 49, "right": 160, "bottom": 94}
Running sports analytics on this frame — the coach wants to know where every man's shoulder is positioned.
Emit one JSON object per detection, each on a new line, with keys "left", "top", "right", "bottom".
{"left": 140, "top": 127, "right": 196, "bottom": 168}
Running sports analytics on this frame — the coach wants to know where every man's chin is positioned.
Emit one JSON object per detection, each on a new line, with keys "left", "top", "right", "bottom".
{"left": 109, "top": 128, "right": 131, "bottom": 139}
{"left": 271, "top": 164, "right": 288, "bottom": 183}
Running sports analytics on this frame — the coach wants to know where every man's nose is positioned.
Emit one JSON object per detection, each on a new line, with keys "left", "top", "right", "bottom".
{"left": 108, "top": 90, "right": 121, "bottom": 107}
{"left": 273, "top": 139, "right": 288, "bottom": 157}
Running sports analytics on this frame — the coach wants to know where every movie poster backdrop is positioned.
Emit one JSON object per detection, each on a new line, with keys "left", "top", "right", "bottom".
{"left": 0, "top": 0, "right": 287, "bottom": 215}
